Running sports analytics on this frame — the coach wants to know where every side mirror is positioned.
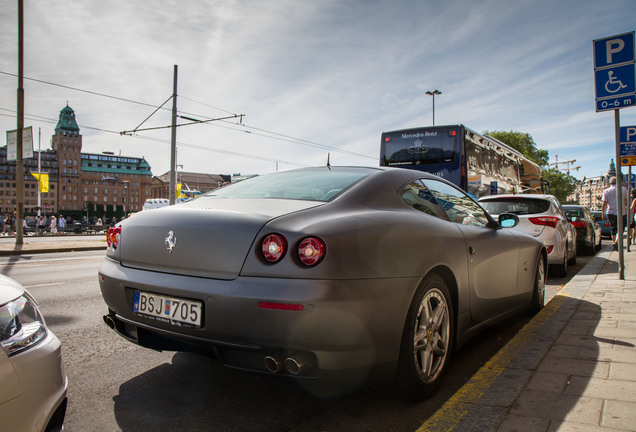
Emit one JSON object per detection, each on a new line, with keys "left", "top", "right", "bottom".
{"left": 498, "top": 213, "right": 519, "bottom": 228}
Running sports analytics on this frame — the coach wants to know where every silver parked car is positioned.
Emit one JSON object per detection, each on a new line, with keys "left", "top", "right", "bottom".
{"left": 0, "top": 274, "right": 67, "bottom": 432}
{"left": 99, "top": 166, "right": 546, "bottom": 399}
{"left": 479, "top": 194, "right": 577, "bottom": 277}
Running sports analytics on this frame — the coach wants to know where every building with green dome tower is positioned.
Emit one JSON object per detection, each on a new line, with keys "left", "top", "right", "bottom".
{"left": 54, "top": 104, "right": 80, "bottom": 136}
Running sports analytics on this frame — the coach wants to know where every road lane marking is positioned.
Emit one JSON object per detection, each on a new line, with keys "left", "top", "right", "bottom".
{"left": 24, "top": 282, "right": 64, "bottom": 288}
{"left": 416, "top": 293, "right": 570, "bottom": 432}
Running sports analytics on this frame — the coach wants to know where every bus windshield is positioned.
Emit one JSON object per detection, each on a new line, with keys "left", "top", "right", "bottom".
{"left": 380, "top": 127, "right": 458, "bottom": 166}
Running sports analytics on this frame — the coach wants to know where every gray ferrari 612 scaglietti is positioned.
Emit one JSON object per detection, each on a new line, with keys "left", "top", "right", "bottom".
{"left": 99, "top": 166, "right": 547, "bottom": 399}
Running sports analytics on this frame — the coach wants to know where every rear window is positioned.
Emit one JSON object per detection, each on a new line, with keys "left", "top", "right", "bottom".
{"left": 203, "top": 169, "right": 370, "bottom": 202}
{"left": 564, "top": 208, "right": 584, "bottom": 220}
{"left": 480, "top": 198, "right": 551, "bottom": 215}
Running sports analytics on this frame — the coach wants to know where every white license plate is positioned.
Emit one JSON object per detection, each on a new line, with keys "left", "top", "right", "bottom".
{"left": 132, "top": 291, "right": 202, "bottom": 327}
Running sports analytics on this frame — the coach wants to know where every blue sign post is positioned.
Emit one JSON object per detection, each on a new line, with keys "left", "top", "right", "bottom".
{"left": 594, "top": 32, "right": 635, "bottom": 112}
{"left": 594, "top": 32, "right": 636, "bottom": 279}
{"left": 620, "top": 125, "right": 636, "bottom": 166}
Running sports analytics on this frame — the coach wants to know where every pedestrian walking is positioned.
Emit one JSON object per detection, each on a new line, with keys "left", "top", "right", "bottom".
{"left": 59, "top": 215, "right": 66, "bottom": 234}
{"left": 3, "top": 213, "right": 12, "bottom": 236}
{"left": 630, "top": 189, "right": 636, "bottom": 245}
{"left": 36, "top": 215, "right": 44, "bottom": 236}
{"left": 602, "top": 176, "right": 629, "bottom": 250}
{"left": 50, "top": 215, "right": 58, "bottom": 234}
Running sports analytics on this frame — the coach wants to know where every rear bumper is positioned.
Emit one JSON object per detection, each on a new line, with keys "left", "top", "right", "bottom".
{"left": 98, "top": 257, "right": 417, "bottom": 381}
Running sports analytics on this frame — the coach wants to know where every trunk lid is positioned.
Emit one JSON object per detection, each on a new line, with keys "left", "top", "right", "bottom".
{"left": 118, "top": 198, "right": 322, "bottom": 279}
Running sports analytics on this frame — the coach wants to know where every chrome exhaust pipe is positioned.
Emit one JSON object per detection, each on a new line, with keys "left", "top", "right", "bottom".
{"left": 264, "top": 355, "right": 282, "bottom": 373}
{"left": 284, "top": 357, "right": 302, "bottom": 375}
{"left": 285, "top": 353, "right": 315, "bottom": 375}
{"left": 103, "top": 314, "right": 116, "bottom": 330}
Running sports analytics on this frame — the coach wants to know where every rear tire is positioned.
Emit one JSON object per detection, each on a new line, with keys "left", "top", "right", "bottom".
{"left": 555, "top": 246, "right": 568, "bottom": 277}
{"left": 586, "top": 234, "right": 596, "bottom": 255}
{"left": 568, "top": 242, "right": 577, "bottom": 265}
{"left": 530, "top": 254, "right": 546, "bottom": 314}
{"left": 395, "top": 274, "right": 454, "bottom": 400}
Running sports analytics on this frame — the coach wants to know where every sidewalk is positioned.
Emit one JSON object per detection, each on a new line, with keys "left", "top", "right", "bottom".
{"left": 0, "top": 234, "right": 106, "bottom": 255}
{"left": 419, "top": 245, "right": 636, "bottom": 432}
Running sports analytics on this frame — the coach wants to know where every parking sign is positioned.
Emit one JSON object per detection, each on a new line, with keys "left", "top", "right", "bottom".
{"left": 594, "top": 32, "right": 636, "bottom": 112}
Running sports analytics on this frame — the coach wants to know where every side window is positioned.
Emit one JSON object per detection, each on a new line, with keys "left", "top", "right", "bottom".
{"left": 420, "top": 179, "right": 490, "bottom": 227}
{"left": 399, "top": 180, "right": 444, "bottom": 218}
{"left": 555, "top": 200, "right": 567, "bottom": 219}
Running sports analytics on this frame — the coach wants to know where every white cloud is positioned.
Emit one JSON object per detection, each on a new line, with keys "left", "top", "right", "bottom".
{"left": 1, "top": 0, "right": 635, "bottom": 179}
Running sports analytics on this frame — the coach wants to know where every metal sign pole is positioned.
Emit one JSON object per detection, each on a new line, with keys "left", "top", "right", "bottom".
{"left": 628, "top": 165, "right": 632, "bottom": 252}
{"left": 615, "top": 110, "right": 625, "bottom": 280}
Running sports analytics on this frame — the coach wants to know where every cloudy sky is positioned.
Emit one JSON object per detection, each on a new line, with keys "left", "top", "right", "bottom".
{"left": 1, "top": 0, "right": 635, "bottom": 180}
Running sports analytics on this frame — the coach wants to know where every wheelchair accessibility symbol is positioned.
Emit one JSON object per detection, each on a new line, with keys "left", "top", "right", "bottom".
{"left": 605, "top": 70, "right": 628, "bottom": 94}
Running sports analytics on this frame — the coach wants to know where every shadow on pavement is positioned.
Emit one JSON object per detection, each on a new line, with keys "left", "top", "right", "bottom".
{"left": 502, "top": 297, "right": 610, "bottom": 428}
{"left": 112, "top": 352, "right": 336, "bottom": 432}
{"left": 109, "top": 313, "right": 538, "bottom": 432}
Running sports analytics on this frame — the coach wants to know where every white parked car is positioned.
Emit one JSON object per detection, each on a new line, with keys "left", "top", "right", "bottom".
{"left": 479, "top": 194, "right": 577, "bottom": 276}
{"left": 0, "top": 274, "right": 67, "bottom": 432}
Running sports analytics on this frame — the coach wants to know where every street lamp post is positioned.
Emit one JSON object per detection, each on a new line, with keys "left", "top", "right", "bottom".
{"left": 122, "top": 180, "right": 129, "bottom": 215}
{"left": 425, "top": 90, "right": 442, "bottom": 126}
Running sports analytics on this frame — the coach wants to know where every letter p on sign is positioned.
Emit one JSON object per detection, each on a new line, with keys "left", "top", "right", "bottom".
{"left": 607, "top": 39, "right": 625, "bottom": 64}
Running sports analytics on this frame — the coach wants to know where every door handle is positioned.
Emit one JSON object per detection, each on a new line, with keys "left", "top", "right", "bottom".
{"left": 468, "top": 246, "right": 476, "bottom": 255}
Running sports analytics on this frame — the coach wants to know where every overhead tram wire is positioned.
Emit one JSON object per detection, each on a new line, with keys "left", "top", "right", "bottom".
{"left": 0, "top": 107, "right": 305, "bottom": 167}
{"left": 178, "top": 95, "right": 377, "bottom": 161}
{"left": 0, "top": 70, "right": 376, "bottom": 160}
{"left": 128, "top": 134, "right": 309, "bottom": 168}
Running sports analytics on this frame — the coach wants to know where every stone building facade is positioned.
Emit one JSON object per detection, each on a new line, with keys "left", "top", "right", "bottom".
{"left": 1, "top": 105, "right": 153, "bottom": 218}
{"left": 567, "top": 160, "right": 635, "bottom": 209}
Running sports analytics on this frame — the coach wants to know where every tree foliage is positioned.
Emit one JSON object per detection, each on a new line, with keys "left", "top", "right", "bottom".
{"left": 483, "top": 130, "right": 549, "bottom": 167}
{"left": 542, "top": 168, "right": 579, "bottom": 203}
{"left": 483, "top": 130, "right": 577, "bottom": 202}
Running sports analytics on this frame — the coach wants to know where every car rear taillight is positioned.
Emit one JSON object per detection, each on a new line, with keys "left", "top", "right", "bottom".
{"left": 529, "top": 216, "right": 560, "bottom": 229}
{"left": 546, "top": 245, "right": 554, "bottom": 254}
{"left": 298, "top": 237, "right": 326, "bottom": 266}
{"left": 571, "top": 221, "right": 586, "bottom": 228}
{"left": 261, "top": 234, "right": 287, "bottom": 263}
{"left": 106, "top": 226, "right": 121, "bottom": 249}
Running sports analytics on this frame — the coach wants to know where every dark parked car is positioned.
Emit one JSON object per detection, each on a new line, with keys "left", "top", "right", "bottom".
{"left": 591, "top": 210, "right": 612, "bottom": 239}
{"left": 99, "top": 166, "right": 546, "bottom": 399}
{"left": 563, "top": 205, "right": 602, "bottom": 254}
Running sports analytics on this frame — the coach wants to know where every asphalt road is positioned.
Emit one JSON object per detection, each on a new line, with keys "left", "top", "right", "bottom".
{"left": 0, "top": 249, "right": 595, "bottom": 432}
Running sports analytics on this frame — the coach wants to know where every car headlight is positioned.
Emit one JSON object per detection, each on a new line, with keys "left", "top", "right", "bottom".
{"left": 0, "top": 293, "right": 48, "bottom": 357}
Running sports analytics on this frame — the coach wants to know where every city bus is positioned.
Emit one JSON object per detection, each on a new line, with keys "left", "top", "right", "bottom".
{"left": 380, "top": 125, "right": 548, "bottom": 197}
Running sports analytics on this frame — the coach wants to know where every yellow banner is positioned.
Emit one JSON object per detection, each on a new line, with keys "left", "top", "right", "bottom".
{"left": 175, "top": 182, "right": 186, "bottom": 198}
{"left": 30, "top": 173, "right": 49, "bottom": 192}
